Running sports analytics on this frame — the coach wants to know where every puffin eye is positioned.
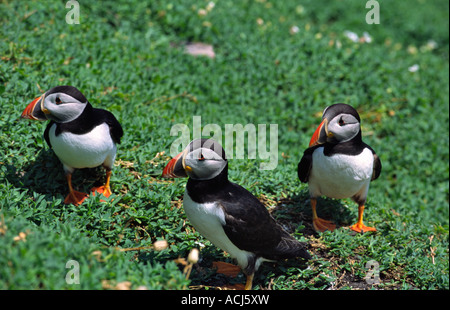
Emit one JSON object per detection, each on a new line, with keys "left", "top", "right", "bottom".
{"left": 338, "top": 118, "right": 345, "bottom": 126}
{"left": 55, "top": 97, "right": 61, "bottom": 104}
{"left": 198, "top": 153, "right": 205, "bottom": 161}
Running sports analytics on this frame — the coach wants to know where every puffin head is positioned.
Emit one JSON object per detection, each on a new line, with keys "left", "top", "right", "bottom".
{"left": 21, "top": 86, "right": 88, "bottom": 123}
{"left": 309, "top": 103, "right": 361, "bottom": 146}
{"left": 162, "top": 138, "right": 227, "bottom": 181}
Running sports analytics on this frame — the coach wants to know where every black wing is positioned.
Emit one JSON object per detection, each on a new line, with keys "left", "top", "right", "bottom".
{"left": 94, "top": 108, "right": 124, "bottom": 144}
{"left": 298, "top": 146, "right": 319, "bottom": 183}
{"left": 219, "top": 183, "right": 310, "bottom": 261}
{"left": 371, "top": 152, "right": 382, "bottom": 181}
{"left": 43, "top": 121, "right": 54, "bottom": 148}
{"left": 364, "top": 144, "right": 381, "bottom": 181}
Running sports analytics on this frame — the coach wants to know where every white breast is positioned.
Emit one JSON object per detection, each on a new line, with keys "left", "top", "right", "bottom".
{"left": 49, "top": 123, "right": 116, "bottom": 171}
{"left": 183, "top": 192, "right": 252, "bottom": 269}
{"left": 309, "top": 147, "right": 374, "bottom": 199}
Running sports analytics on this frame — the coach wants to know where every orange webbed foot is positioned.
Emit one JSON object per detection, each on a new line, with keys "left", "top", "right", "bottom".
{"left": 64, "top": 191, "right": 89, "bottom": 206}
{"left": 350, "top": 222, "right": 377, "bottom": 233}
{"left": 91, "top": 185, "right": 112, "bottom": 198}
{"left": 313, "top": 217, "right": 337, "bottom": 232}
{"left": 212, "top": 261, "right": 241, "bottom": 278}
{"left": 90, "top": 186, "right": 112, "bottom": 203}
{"left": 350, "top": 205, "right": 376, "bottom": 233}
{"left": 212, "top": 261, "right": 249, "bottom": 290}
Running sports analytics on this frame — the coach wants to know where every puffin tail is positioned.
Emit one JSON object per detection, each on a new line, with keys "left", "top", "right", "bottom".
{"left": 274, "top": 233, "right": 311, "bottom": 260}
{"left": 293, "top": 242, "right": 311, "bottom": 260}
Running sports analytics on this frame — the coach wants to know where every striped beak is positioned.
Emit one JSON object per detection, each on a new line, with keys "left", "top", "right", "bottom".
{"left": 162, "top": 150, "right": 188, "bottom": 178}
{"left": 309, "top": 118, "right": 330, "bottom": 147}
{"left": 21, "top": 94, "right": 49, "bottom": 121}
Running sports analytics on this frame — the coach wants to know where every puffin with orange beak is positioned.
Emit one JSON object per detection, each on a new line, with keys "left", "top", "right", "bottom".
{"left": 298, "top": 103, "right": 381, "bottom": 233}
{"left": 163, "top": 139, "right": 310, "bottom": 289}
{"left": 21, "top": 86, "right": 123, "bottom": 205}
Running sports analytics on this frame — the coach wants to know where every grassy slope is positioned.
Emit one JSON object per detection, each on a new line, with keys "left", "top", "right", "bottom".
{"left": 0, "top": 0, "right": 448, "bottom": 289}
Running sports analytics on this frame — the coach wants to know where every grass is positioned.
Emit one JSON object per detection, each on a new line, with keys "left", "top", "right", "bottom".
{"left": 0, "top": 0, "right": 448, "bottom": 290}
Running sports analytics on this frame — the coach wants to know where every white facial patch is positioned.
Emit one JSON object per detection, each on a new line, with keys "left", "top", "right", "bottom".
{"left": 44, "top": 93, "right": 87, "bottom": 123}
{"left": 184, "top": 147, "right": 227, "bottom": 180}
{"left": 327, "top": 113, "right": 360, "bottom": 143}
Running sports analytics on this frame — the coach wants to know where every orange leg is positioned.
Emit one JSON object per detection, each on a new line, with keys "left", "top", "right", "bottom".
{"left": 64, "top": 173, "right": 88, "bottom": 205}
{"left": 311, "top": 198, "right": 336, "bottom": 232}
{"left": 244, "top": 273, "right": 254, "bottom": 290}
{"left": 91, "top": 169, "right": 112, "bottom": 198}
{"left": 350, "top": 205, "right": 376, "bottom": 233}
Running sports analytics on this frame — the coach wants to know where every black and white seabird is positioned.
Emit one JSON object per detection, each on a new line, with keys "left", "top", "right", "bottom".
{"left": 21, "top": 85, "right": 123, "bottom": 205}
{"left": 298, "top": 103, "right": 382, "bottom": 233}
{"left": 163, "top": 138, "right": 311, "bottom": 290}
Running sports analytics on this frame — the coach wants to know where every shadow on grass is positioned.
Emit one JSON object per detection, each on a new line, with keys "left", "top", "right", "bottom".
{"left": 270, "top": 191, "right": 355, "bottom": 237}
{"left": 4, "top": 148, "right": 107, "bottom": 200}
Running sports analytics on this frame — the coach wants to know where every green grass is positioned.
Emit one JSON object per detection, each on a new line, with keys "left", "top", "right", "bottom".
{"left": 0, "top": 0, "right": 448, "bottom": 290}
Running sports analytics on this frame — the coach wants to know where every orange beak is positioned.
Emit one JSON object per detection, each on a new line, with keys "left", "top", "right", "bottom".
{"left": 162, "top": 150, "right": 188, "bottom": 178}
{"left": 21, "top": 95, "right": 49, "bottom": 121}
{"left": 309, "top": 118, "right": 328, "bottom": 147}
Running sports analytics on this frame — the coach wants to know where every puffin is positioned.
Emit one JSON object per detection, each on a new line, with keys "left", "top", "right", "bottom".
{"left": 163, "top": 138, "right": 311, "bottom": 290}
{"left": 21, "top": 85, "right": 123, "bottom": 205}
{"left": 298, "top": 103, "right": 381, "bottom": 233}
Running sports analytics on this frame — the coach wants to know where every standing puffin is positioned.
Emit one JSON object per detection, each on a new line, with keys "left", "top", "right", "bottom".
{"left": 298, "top": 103, "right": 381, "bottom": 233}
{"left": 21, "top": 86, "right": 123, "bottom": 205}
{"left": 163, "top": 139, "right": 311, "bottom": 290}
